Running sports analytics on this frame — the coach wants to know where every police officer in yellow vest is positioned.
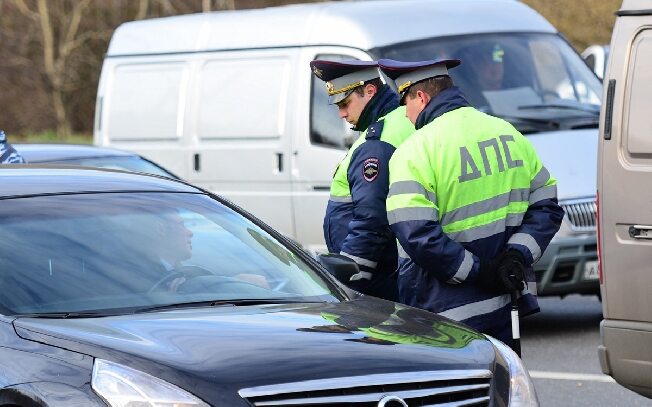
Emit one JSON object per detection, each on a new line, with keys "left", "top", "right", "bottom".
{"left": 310, "top": 60, "right": 415, "bottom": 301}
{"left": 378, "top": 58, "right": 564, "bottom": 345}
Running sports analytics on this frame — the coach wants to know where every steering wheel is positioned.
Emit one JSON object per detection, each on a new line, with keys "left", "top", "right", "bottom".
{"left": 148, "top": 265, "right": 213, "bottom": 293}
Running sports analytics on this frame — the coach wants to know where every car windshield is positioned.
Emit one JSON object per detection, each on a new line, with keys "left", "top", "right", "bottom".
{"left": 375, "top": 33, "right": 602, "bottom": 133}
{"left": 49, "top": 156, "right": 178, "bottom": 179}
{"left": 0, "top": 192, "right": 338, "bottom": 316}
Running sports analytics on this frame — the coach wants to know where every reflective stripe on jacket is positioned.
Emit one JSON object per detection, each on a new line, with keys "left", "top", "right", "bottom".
{"left": 386, "top": 88, "right": 563, "bottom": 330}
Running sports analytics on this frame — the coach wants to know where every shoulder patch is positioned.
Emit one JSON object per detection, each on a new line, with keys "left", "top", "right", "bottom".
{"left": 362, "top": 157, "right": 380, "bottom": 182}
{"left": 365, "top": 120, "right": 385, "bottom": 140}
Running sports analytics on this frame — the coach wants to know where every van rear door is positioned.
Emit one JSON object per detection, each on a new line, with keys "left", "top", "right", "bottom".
{"left": 185, "top": 49, "right": 296, "bottom": 239}
{"left": 598, "top": 2, "right": 652, "bottom": 397}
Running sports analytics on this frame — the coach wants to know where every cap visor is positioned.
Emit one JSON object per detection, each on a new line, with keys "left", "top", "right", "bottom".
{"left": 329, "top": 89, "right": 354, "bottom": 105}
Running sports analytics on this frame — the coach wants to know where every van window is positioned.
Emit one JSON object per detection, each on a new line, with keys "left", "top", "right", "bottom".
{"left": 310, "top": 54, "right": 358, "bottom": 149}
{"left": 197, "top": 57, "right": 289, "bottom": 139}
{"left": 108, "top": 63, "right": 186, "bottom": 141}
{"left": 375, "top": 33, "right": 602, "bottom": 134}
{"left": 625, "top": 31, "right": 652, "bottom": 155}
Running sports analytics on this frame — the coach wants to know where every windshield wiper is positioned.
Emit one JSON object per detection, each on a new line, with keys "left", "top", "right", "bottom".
{"left": 518, "top": 103, "right": 600, "bottom": 114}
{"left": 133, "top": 298, "right": 314, "bottom": 314}
{"left": 13, "top": 311, "right": 113, "bottom": 319}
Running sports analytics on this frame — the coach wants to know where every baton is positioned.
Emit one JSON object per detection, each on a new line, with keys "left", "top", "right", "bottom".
{"left": 510, "top": 288, "right": 521, "bottom": 357}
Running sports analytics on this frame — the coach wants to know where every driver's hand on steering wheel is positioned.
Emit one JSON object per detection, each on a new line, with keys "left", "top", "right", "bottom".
{"left": 167, "top": 276, "right": 187, "bottom": 292}
{"left": 233, "top": 273, "right": 270, "bottom": 289}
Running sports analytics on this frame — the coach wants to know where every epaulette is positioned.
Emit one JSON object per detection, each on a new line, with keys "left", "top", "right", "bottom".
{"left": 365, "top": 120, "right": 385, "bottom": 140}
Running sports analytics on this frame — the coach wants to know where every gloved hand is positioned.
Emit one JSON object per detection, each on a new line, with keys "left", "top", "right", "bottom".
{"left": 476, "top": 251, "right": 526, "bottom": 293}
{"left": 347, "top": 270, "right": 373, "bottom": 294}
{"left": 495, "top": 250, "right": 526, "bottom": 293}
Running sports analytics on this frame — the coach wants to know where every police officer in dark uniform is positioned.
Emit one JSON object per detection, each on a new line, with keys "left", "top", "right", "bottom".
{"left": 310, "top": 60, "right": 414, "bottom": 301}
{"left": 0, "top": 130, "right": 26, "bottom": 164}
{"left": 378, "top": 58, "right": 564, "bottom": 345}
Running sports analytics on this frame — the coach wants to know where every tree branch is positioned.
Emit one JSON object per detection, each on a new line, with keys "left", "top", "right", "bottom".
{"left": 135, "top": 0, "right": 150, "bottom": 20}
{"left": 60, "top": 0, "right": 91, "bottom": 60}
{"left": 36, "top": 0, "right": 57, "bottom": 84}
{"left": 9, "top": 0, "right": 39, "bottom": 21}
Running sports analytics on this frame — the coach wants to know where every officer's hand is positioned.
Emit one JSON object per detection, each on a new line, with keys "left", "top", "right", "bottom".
{"left": 495, "top": 250, "right": 526, "bottom": 293}
{"left": 347, "top": 271, "right": 373, "bottom": 294}
{"left": 476, "top": 257, "right": 500, "bottom": 290}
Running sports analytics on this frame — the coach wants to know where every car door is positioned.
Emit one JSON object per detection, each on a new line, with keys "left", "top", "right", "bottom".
{"left": 290, "top": 47, "right": 373, "bottom": 252}
{"left": 598, "top": 5, "right": 652, "bottom": 397}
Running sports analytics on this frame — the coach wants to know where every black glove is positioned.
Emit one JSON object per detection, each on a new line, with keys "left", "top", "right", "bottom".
{"left": 476, "top": 257, "right": 500, "bottom": 290}
{"left": 495, "top": 250, "right": 526, "bottom": 293}
{"left": 476, "top": 251, "right": 526, "bottom": 293}
{"left": 346, "top": 268, "right": 375, "bottom": 293}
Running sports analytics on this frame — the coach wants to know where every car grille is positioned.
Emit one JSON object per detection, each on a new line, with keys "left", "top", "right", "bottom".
{"left": 239, "top": 369, "right": 492, "bottom": 406}
{"left": 560, "top": 198, "right": 597, "bottom": 231}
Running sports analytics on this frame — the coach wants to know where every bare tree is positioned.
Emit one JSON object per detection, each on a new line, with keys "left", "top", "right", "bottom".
{"left": 10, "top": 0, "right": 107, "bottom": 137}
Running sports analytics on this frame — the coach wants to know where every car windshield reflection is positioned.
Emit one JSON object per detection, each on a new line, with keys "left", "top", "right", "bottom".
{"left": 0, "top": 192, "right": 337, "bottom": 316}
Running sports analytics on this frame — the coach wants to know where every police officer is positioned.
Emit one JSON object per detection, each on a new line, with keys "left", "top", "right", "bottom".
{"left": 310, "top": 60, "right": 414, "bottom": 301}
{"left": 378, "top": 58, "right": 564, "bottom": 345}
{"left": 0, "top": 130, "right": 26, "bottom": 163}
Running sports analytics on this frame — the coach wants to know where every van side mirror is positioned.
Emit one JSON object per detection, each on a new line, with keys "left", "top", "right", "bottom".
{"left": 316, "top": 253, "right": 359, "bottom": 284}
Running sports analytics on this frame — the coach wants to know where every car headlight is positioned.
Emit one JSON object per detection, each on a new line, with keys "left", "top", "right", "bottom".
{"left": 91, "top": 359, "right": 210, "bottom": 407}
{"left": 486, "top": 336, "right": 539, "bottom": 406}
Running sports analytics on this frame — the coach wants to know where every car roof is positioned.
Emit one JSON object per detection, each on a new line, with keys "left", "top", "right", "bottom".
{"left": 0, "top": 166, "right": 199, "bottom": 198}
{"left": 107, "top": 0, "right": 556, "bottom": 56}
{"left": 14, "top": 144, "right": 135, "bottom": 163}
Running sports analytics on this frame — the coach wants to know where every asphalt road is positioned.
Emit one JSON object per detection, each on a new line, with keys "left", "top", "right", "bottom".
{"left": 520, "top": 295, "right": 652, "bottom": 407}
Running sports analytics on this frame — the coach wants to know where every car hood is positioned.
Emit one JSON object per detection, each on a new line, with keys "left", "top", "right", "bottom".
{"left": 526, "top": 128, "right": 597, "bottom": 201}
{"left": 13, "top": 298, "right": 495, "bottom": 404}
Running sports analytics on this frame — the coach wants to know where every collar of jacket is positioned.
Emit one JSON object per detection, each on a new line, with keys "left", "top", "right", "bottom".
{"left": 353, "top": 85, "right": 400, "bottom": 132}
{"left": 414, "top": 86, "right": 470, "bottom": 130}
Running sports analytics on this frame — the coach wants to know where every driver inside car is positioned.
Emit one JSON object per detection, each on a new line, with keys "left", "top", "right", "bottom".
{"left": 142, "top": 211, "right": 270, "bottom": 292}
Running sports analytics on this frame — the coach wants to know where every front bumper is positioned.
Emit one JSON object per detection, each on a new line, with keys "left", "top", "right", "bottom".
{"left": 533, "top": 233, "right": 599, "bottom": 297}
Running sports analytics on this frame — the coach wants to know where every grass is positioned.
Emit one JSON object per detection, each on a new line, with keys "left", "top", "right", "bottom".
{"left": 12, "top": 130, "right": 93, "bottom": 144}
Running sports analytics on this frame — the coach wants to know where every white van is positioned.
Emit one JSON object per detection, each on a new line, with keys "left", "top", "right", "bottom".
{"left": 598, "top": 0, "right": 652, "bottom": 398}
{"left": 95, "top": 0, "right": 602, "bottom": 297}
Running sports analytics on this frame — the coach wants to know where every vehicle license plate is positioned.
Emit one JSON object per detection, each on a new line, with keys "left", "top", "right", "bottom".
{"left": 583, "top": 260, "right": 599, "bottom": 280}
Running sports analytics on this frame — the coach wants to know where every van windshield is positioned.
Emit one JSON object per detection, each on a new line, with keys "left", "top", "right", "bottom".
{"left": 375, "top": 33, "right": 602, "bottom": 133}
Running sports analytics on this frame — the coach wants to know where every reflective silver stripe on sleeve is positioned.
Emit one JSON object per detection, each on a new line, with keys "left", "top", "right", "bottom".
{"left": 340, "top": 251, "right": 378, "bottom": 269}
{"left": 387, "top": 207, "right": 439, "bottom": 225}
{"left": 508, "top": 233, "right": 542, "bottom": 262}
{"left": 528, "top": 184, "right": 557, "bottom": 205}
{"left": 441, "top": 188, "right": 529, "bottom": 226}
{"left": 349, "top": 270, "right": 373, "bottom": 281}
{"left": 388, "top": 180, "right": 437, "bottom": 205}
{"left": 447, "top": 212, "right": 524, "bottom": 243}
{"left": 522, "top": 281, "right": 537, "bottom": 296}
{"left": 397, "top": 241, "right": 411, "bottom": 259}
{"left": 438, "top": 294, "right": 511, "bottom": 322}
{"left": 447, "top": 250, "right": 474, "bottom": 284}
{"left": 329, "top": 195, "right": 352, "bottom": 203}
{"left": 530, "top": 166, "right": 551, "bottom": 190}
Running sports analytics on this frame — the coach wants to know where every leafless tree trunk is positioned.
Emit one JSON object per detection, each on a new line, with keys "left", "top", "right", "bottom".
{"left": 216, "top": 0, "right": 235, "bottom": 10}
{"left": 11, "top": 0, "right": 96, "bottom": 137}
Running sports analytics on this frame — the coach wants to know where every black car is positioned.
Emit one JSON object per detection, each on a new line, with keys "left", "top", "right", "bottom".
{"left": 14, "top": 143, "right": 178, "bottom": 178}
{"left": 0, "top": 167, "right": 538, "bottom": 406}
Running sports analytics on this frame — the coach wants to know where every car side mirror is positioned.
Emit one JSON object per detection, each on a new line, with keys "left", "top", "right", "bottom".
{"left": 316, "top": 253, "right": 359, "bottom": 284}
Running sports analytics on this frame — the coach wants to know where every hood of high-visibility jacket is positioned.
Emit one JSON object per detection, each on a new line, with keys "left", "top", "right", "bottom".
{"left": 415, "top": 86, "right": 470, "bottom": 130}
{"left": 353, "top": 85, "right": 400, "bottom": 132}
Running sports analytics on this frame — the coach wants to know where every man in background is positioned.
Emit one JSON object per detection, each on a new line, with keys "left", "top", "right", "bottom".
{"left": 0, "top": 130, "right": 26, "bottom": 163}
